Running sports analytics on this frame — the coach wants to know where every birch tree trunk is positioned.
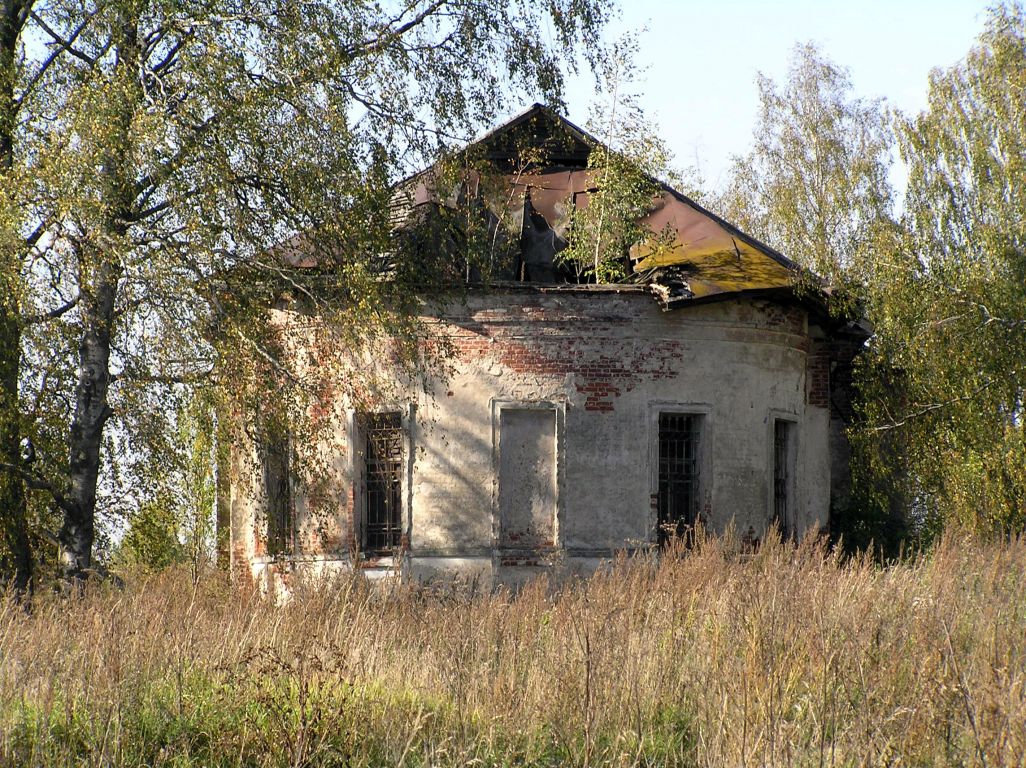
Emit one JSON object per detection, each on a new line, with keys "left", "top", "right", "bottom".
{"left": 58, "top": 259, "right": 120, "bottom": 580}
{"left": 0, "top": 0, "right": 31, "bottom": 595}
{"left": 57, "top": 10, "right": 137, "bottom": 583}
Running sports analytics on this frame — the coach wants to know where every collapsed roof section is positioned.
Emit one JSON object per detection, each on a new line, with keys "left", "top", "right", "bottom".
{"left": 387, "top": 104, "right": 803, "bottom": 310}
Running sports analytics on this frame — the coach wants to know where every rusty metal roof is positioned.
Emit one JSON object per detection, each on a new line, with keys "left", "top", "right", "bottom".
{"left": 391, "top": 104, "right": 804, "bottom": 308}
{"left": 278, "top": 104, "right": 809, "bottom": 311}
{"left": 631, "top": 184, "right": 798, "bottom": 298}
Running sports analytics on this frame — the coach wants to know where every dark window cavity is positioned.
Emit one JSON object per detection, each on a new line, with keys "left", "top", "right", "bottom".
{"left": 263, "top": 437, "right": 293, "bottom": 555}
{"left": 657, "top": 412, "right": 701, "bottom": 544}
{"left": 360, "top": 412, "right": 404, "bottom": 551}
{"left": 773, "top": 419, "right": 796, "bottom": 539}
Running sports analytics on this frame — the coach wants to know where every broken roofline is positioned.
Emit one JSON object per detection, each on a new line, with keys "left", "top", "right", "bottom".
{"left": 448, "top": 281, "right": 846, "bottom": 329}
{"left": 276, "top": 104, "right": 833, "bottom": 315}
{"left": 396, "top": 102, "right": 803, "bottom": 278}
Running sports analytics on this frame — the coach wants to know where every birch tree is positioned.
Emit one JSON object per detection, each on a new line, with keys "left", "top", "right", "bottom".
{"left": 1, "top": 0, "right": 79, "bottom": 595}
{"left": 558, "top": 35, "right": 680, "bottom": 283}
{"left": 1, "top": 0, "right": 610, "bottom": 585}
{"left": 859, "top": 2, "right": 1026, "bottom": 535}
{"left": 720, "top": 43, "right": 896, "bottom": 288}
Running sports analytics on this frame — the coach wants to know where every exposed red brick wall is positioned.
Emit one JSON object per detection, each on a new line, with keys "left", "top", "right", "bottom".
{"left": 764, "top": 303, "right": 806, "bottom": 335}
{"left": 232, "top": 542, "right": 254, "bottom": 589}
{"left": 447, "top": 299, "right": 809, "bottom": 413}
{"left": 806, "top": 338, "right": 830, "bottom": 408}
{"left": 450, "top": 311, "right": 687, "bottom": 413}
{"left": 828, "top": 337, "right": 864, "bottom": 422}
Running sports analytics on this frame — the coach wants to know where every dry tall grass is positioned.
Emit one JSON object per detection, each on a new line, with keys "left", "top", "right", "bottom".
{"left": 2, "top": 532, "right": 1025, "bottom": 767}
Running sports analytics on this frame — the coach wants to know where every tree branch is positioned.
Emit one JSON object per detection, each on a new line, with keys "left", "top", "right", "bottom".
{"left": 869, "top": 381, "right": 994, "bottom": 432}
{"left": 30, "top": 10, "right": 99, "bottom": 67}
{"left": 133, "top": 113, "right": 220, "bottom": 198}
{"left": 21, "top": 294, "right": 79, "bottom": 325}
{"left": 0, "top": 461, "right": 73, "bottom": 513}
{"left": 110, "top": 364, "right": 215, "bottom": 385}
{"left": 148, "top": 27, "right": 193, "bottom": 76}
{"left": 125, "top": 198, "right": 173, "bottom": 223}
{"left": 231, "top": 326, "right": 301, "bottom": 385}
{"left": 344, "top": 0, "right": 449, "bottom": 60}
{"left": 24, "top": 217, "right": 48, "bottom": 249}
{"left": 16, "top": 10, "right": 97, "bottom": 105}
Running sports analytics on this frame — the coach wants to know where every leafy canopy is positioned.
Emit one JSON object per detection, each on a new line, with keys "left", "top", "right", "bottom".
{"left": 0, "top": 0, "right": 613, "bottom": 581}
{"left": 720, "top": 43, "right": 895, "bottom": 289}
{"left": 859, "top": 2, "right": 1026, "bottom": 536}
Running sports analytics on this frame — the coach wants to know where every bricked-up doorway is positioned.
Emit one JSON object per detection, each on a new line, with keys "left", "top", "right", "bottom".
{"left": 498, "top": 407, "right": 557, "bottom": 547}
{"left": 359, "top": 412, "right": 404, "bottom": 551}
{"left": 657, "top": 412, "right": 701, "bottom": 544}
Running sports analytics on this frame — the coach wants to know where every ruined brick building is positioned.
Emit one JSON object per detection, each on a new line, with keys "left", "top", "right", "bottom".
{"left": 227, "top": 105, "right": 865, "bottom": 589}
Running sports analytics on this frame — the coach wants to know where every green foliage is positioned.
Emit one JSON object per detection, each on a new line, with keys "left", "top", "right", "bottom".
{"left": 720, "top": 43, "right": 896, "bottom": 291}
{"left": 718, "top": 30, "right": 1021, "bottom": 541}
{"left": 119, "top": 500, "right": 188, "bottom": 572}
{"left": 858, "top": 2, "right": 1026, "bottom": 536}
{"left": 561, "top": 143, "right": 659, "bottom": 282}
{"left": 118, "top": 394, "right": 217, "bottom": 573}
{"left": 717, "top": 42, "right": 911, "bottom": 547}
{"left": 0, "top": 0, "right": 613, "bottom": 581}
{"left": 559, "top": 35, "right": 678, "bottom": 283}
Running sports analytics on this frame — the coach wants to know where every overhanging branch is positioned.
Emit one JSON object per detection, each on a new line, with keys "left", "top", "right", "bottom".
{"left": 869, "top": 381, "right": 994, "bottom": 432}
{"left": 21, "top": 294, "right": 80, "bottom": 325}
{"left": 16, "top": 10, "right": 98, "bottom": 106}
{"left": 0, "top": 461, "right": 73, "bottom": 513}
{"left": 30, "top": 10, "right": 100, "bottom": 67}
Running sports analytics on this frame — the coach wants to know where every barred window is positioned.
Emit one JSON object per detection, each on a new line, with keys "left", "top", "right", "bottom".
{"left": 263, "top": 436, "right": 293, "bottom": 555}
{"left": 657, "top": 412, "right": 701, "bottom": 544}
{"left": 359, "top": 412, "right": 404, "bottom": 551}
{"left": 773, "top": 419, "right": 796, "bottom": 539}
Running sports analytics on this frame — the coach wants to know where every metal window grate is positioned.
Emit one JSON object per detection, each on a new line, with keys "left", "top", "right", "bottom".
{"left": 658, "top": 413, "right": 700, "bottom": 544}
{"left": 361, "top": 412, "right": 403, "bottom": 551}
{"left": 773, "top": 420, "right": 792, "bottom": 537}
{"left": 263, "top": 437, "right": 292, "bottom": 555}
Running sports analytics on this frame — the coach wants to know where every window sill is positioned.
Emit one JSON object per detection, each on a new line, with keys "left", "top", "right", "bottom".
{"left": 355, "top": 552, "right": 405, "bottom": 569}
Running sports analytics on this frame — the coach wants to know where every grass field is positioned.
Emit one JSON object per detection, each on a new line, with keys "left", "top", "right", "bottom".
{"left": 2, "top": 532, "right": 1025, "bottom": 766}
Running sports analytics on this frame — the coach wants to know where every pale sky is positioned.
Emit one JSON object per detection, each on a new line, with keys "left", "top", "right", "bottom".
{"left": 557, "top": 0, "right": 993, "bottom": 192}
